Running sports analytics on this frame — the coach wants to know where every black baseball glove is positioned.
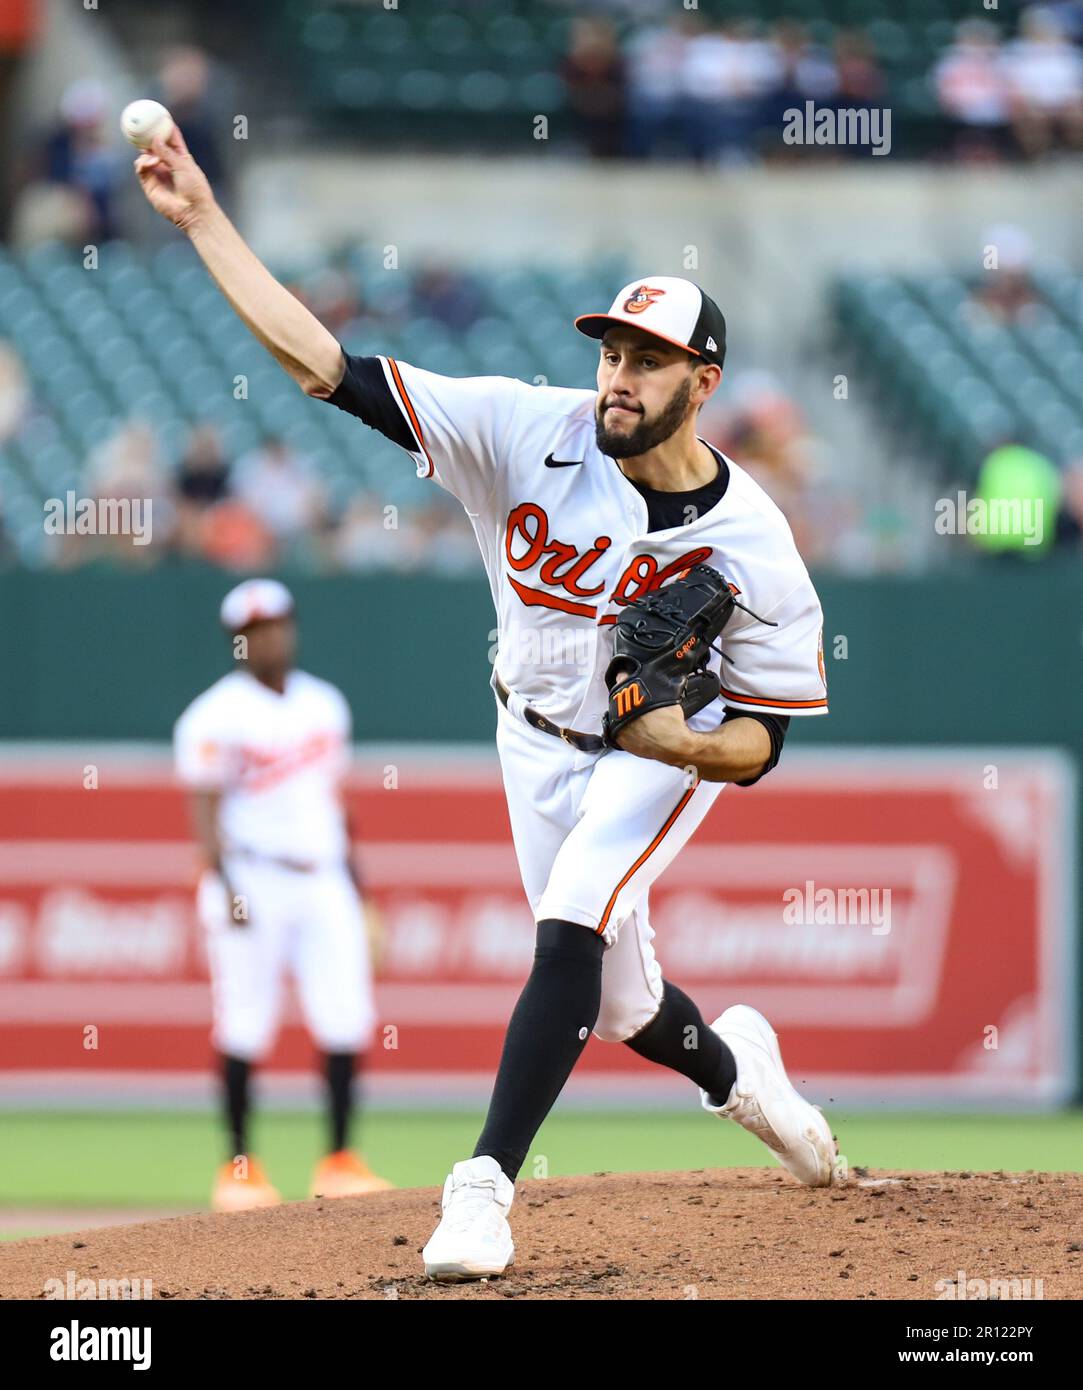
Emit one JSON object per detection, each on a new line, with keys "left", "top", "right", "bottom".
{"left": 601, "top": 564, "right": 739, "bottom": 750}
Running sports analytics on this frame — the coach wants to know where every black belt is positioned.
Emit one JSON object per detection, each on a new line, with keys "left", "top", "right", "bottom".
{"left": 495, "top": 674, "right": 607, "bottom": 753}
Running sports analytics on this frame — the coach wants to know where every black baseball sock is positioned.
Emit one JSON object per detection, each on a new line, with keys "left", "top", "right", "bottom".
{"left": 221, "top": 1053, "right": 251, "bottom": 1158}
{"left": 624, "top": 980, "right": 737, "bottom": 1107}
{"left": 474, "top": 918, "right": 605, "bottom": 1183}
{"left": 324, "top": 1051, "right": 356, "bottom": 1153}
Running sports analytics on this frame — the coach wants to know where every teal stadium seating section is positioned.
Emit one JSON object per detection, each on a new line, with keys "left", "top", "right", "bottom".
{"left": 0, "top": 241, "right": 624, "bottom": 562}
{"left": 833, "top": 268, "right": 1083, "bottom": 478}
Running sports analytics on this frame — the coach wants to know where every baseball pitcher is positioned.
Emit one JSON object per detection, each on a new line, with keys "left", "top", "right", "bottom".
{"left": 139, "top": 126, "right": 837, "bottom": 1278}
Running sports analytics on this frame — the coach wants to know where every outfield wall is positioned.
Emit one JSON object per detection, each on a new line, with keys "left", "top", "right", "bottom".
{"left": 0, "top": 744, "right": 1075, "bottom": 1108}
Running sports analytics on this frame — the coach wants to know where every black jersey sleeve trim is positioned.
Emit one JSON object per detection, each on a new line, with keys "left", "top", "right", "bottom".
{"left": 721, "top": 707, "right": 790, "bottom": 787}
{"left": 324, "top": 351, "right": 416, "bottom": 452}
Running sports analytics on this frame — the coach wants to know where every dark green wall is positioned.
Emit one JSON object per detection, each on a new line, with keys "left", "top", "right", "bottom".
{"left": 3, "top": 560, "right": 1080, "bottom": 748}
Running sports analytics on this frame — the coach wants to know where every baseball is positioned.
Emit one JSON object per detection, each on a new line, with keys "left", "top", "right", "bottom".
{"left": 120, "top": 99, "right": 174, "bottom": 149}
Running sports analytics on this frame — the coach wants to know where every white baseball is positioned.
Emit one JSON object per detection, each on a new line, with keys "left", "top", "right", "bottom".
{"left": 120, "top": 99, "right": 175, "bottom": 149}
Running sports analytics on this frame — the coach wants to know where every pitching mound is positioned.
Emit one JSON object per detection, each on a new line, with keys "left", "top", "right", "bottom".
{"left": 3, "top": 1169, "right": 1081, "bottom": 1300}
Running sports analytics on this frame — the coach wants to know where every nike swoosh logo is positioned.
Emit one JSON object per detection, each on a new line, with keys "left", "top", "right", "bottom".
{"left": 544, "top": 453, "right": 582, "bottom": 468}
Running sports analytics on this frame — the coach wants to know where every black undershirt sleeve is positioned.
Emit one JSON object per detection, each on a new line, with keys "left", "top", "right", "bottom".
{"left": 721, "top": 707, "right": 789, "bottom": 787}
{"left": 324, "top": 350, "right": 415, "bottom": 451}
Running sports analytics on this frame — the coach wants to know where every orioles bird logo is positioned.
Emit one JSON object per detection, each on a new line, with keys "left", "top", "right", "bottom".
{"left": 623, "top": 284, "right": 666, "bottom": 315}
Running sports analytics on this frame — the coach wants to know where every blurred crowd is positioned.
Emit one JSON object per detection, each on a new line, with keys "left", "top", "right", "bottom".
{"left": 562, "top": 3, "right": 1083, "bottom": 164}
{"left": 935, "top": 8, "right": 1083, "bottom": 161}
{"left": 0, "top": 358, "right": 477, "bottom": 574}
{"left": 562, "top": 12, "right": 883, "bottom": 163}
{"left": 7, "top": 45, "right": 230, "bottom": 248}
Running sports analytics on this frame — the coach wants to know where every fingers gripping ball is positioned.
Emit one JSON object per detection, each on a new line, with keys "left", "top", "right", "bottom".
{"left": 601, "top": 564, "right": 739, "bottom": 749}
{"left": 120, "top": 99, "right": 175, "bottom": 149}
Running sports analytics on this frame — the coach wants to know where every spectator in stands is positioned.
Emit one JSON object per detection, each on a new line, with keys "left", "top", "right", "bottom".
{"left": 679, "top": 18, "right": 764, "bottom": 165}
{"left": 38, "top": 79, "right": 124, "bottom": 243}
{"left": 561, "top": 17, "right": 626, "bottom": 158}
{"left": 301, "top": 265, "right": 363, "bottom": 338}
{"left": 702, "top": 369, "right": 826, "bottom": 559}
{"left": 172, "top": 422, "right": 232, "bottom": 555}
{"left": 405, "top": 500, "right": 478, "bottom": 574}
{"left": 934, "top": 19, "right": 1013, "bottom": 162}
{"left": 1002, "top": 5, "right": 1083, "bottom": 157}
{"left": 828, "top": 26, "right": 889, "bottom": 160}
{"left": 0, "top": 341, "right": 30, "bottom": 444}
{"left": 55, "top": 419, "right": 171, "bottom": 568}
{"left": 832, "top": 28, "right": 886, "bottom": 108}
{"left": 154, "top": 47, "right": 228, "bottom": 204}
{"left": 199, "top": 498, "right": 276, "bottom": 571}
{"left": 695, "top": 18, "right": 785, "bottom": 166}
{"left": 0, "top": 491, "right": 14, "bottom": 569}
{"left": 0, "top": 0, "right": 39, "bottom": 240}
{"left": 333, "top": 493, "right": 406, "bottom": 572}
{"left": 411, "top": 263, "right": 485, "bottom": 332}
{"left": 969, "top": 441, "right": 1061, "bottom": 558}
{"left": 623, "top": 18, "right": 688, "bottom": 157}
{"left": 759, "top": 22, "right": 838, "bottom": 160}
{"left": 233, "top": 436, "right": 325, "bottom": 545}
{"left": 1054, "top": 459, "right": 1083, "bottom": 547}
{"left": 968, "top": 223, "right": 1047, "bottom": 323}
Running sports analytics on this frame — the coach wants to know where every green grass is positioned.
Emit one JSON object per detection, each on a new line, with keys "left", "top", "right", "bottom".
{"left": 1, "top": 1108, "right": 1081, "bottom": 1221}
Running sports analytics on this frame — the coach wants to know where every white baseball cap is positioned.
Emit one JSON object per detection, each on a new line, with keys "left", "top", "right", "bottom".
{"left": 219, "top": 578, "right": 294, "bottom": 632}
{"left": 575, "top": 276, "right": 727, "bottom": 368}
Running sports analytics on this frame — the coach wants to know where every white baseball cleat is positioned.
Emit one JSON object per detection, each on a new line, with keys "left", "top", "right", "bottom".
{"left": 701, "top": 1004, "right": 839, "bottom": 1187}
{"left": 422, "top": 1156, "right": 516, "bottom": 1282}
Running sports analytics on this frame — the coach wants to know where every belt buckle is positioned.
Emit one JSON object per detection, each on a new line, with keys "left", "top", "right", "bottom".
{"left": 559, "top": 727, "right": 576, "bottom": 747}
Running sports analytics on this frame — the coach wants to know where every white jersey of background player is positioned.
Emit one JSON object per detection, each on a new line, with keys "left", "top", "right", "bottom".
{"left": 174, "top": 578, "right": 390, "bottom": 1211}
{"left": 134, "top": 127, "right": 839, "bottom": 1284}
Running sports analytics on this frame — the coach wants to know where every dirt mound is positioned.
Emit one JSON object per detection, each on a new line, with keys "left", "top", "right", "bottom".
{"left": 3, "top": 1169, "right": 1080, "bottom": 1300}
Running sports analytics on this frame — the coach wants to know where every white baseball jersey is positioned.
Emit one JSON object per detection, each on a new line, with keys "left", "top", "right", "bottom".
{"left": 325, "top": 354, "right": 827, "bottom": 1032}
{"left": 174, "top": 669, "right": 351, "bottom": 866}
{"left": 331, "top": 358, "right": 828, "bottom": 732}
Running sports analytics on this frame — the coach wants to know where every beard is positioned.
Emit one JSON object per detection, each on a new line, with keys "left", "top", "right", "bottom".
{"left": 595, "top": 375, "right": 693, "bottom": 459}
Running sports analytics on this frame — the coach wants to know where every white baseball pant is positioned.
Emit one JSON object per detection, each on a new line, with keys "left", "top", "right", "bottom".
{"left": 197, "top": 858, "right": 376, "bottom": 1060}
{"left": 495, "top": 698, "right": 725, "bottom": 1042}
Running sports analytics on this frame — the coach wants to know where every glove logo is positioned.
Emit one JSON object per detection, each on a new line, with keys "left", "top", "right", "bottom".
{"left": 613, "top": 682, "right": 646, "bottom": 719}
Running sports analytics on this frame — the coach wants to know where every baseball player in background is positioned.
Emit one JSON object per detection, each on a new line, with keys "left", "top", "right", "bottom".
{"left": 139, "top": 127, "right": 837, "bottom": 1277}
{"left": 174, "top": 578, "right": 391, "bottom": 1211}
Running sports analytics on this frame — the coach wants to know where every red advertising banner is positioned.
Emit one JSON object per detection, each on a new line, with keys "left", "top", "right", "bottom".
{"left": 0, "top": 746, "right": 1074, "bottom": 1105}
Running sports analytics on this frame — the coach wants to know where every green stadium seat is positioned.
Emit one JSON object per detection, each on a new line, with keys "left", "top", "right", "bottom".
{"left": 332, "top": 69, "right": 385, "bottom": 110}
{"left": 483, "top": 15, "right": 538, "bottom": 59}
{"left": 358, "top": 10, "right": 411, "bottom": 56}
{"left": 396, "top": 70, "right": 451, "bottom": 110}
{"left": 421, "top": 12, "right": 475, "bottom": 55}
{"left": 301, "top": 10, "right": 350, "bottom": 54}
{"left": 456, "top": 71, "right": 511, "bottom": 111}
